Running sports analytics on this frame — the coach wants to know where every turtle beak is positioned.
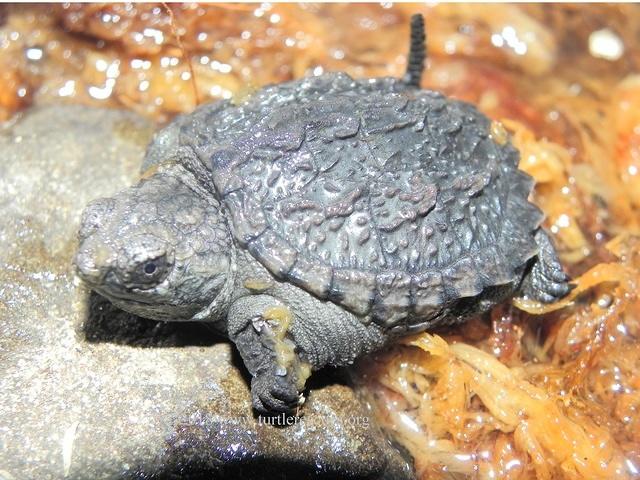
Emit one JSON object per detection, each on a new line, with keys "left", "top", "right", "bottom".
{"left": 74, "top": 238, "right": 114, "bottom": 287}
{"left": 76, "top": 197, "right": 118, "bottom": 286}
{"left": 75, "top": 245, "right": 102, "bottom": 286}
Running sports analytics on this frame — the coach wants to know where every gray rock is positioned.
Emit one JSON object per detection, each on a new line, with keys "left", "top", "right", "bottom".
{"left": 0, "top": 105, "right": 413, "bottom": 480}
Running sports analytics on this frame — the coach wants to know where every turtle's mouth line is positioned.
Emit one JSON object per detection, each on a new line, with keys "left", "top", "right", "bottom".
{"left": 95, "top": 286, "right": 158, "bottom": 307}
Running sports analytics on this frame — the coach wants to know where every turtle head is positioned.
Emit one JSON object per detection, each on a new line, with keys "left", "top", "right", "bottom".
{"left": 75, "top": 162, "right": 234, "bottom": 322}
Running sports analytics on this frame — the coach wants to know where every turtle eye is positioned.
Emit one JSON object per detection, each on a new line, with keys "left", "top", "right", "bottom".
{"left": 132, "top": 255, "right": 169, "bottom": 285}
{"left": 144, "top": 261, "right": 158, "bottom": 275}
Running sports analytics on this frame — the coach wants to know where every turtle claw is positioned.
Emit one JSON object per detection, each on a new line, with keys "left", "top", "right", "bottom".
{"left": 251, "top": 371, "right": 301, "bottom": 414}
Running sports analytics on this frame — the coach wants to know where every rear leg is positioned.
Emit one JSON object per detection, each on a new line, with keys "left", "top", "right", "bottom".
{"left": 520, "top": 228, "right": 572, "bottom": 303}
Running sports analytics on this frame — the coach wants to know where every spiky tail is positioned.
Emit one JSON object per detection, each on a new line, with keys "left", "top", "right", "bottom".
{"left": 405, "top": 14, "right": 426, "bottom": 88}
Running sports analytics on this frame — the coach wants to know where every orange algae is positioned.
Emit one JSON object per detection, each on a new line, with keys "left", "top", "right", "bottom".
{"left": 1, "top": 4, "right": 640, "bottom": 479}
{"left": 362, "top": 234, "right": 640, "bottom": 479}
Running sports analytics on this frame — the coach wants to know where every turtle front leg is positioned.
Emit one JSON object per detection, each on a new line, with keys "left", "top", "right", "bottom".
{"left": 227, "top": 295, "right": 310, "bottom": 414}
{"left": 520, "top": 228, "right": 572, "bottom": 303}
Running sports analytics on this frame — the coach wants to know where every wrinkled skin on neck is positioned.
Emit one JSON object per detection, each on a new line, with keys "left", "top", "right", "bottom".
{"left": 75, "top": 162, "right": 234, "bottom": 323}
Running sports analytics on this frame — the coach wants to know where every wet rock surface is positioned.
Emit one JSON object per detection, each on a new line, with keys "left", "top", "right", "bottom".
{"left": 0, "top": 105, "right": 414, "bottom": 480}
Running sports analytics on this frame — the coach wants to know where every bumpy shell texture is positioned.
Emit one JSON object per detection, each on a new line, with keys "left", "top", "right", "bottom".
{"left": 179, "top": 73, "right": 544, "bottom": 329}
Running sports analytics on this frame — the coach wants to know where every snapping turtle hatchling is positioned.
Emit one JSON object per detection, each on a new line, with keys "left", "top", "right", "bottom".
{"left": 75, "top": 15, "right": 571, "bottom": 413}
